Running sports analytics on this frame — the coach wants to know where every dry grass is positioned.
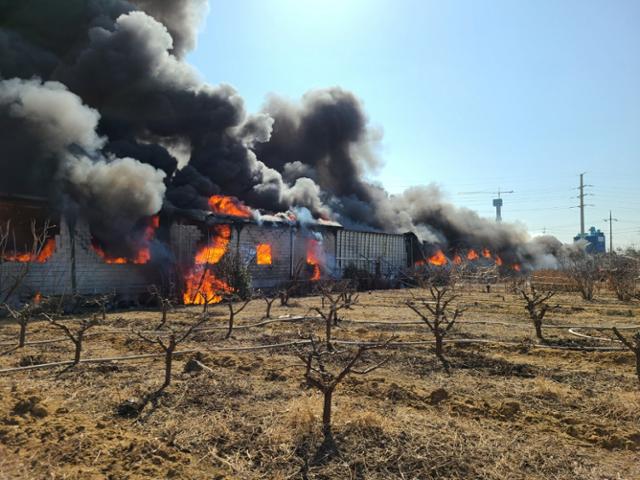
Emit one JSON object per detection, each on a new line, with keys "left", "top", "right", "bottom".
{"left": 1, "top": 284, "right": 639, "bottom": 479}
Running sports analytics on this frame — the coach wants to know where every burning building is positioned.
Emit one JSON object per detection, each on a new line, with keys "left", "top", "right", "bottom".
{"left": 0, "top": 1, "right": 568, "bottom": 304}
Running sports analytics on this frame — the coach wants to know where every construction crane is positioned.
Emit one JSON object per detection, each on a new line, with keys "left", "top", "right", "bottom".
{"left": 457, "top": 189, "right": 514, "bottom": 222}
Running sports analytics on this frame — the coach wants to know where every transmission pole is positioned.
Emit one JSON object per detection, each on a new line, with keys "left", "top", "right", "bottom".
{"left": 579, "top": 174, "right": 585, "bottom": 235}
{"left": 603, "top": 211, "right": 618, "bottom": 254}
{"left": 574, "top": 173, "right": 593, "bottom": 237}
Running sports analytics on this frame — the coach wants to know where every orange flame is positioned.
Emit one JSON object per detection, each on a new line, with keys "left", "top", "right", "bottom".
{"left": 92, "top": 215, "right": 158, "bottom": 264}
{"left": 453, "top": 254, "right": 462, "bottom": 265}
{"left": 513, "top": 263, "right": 521, "bottom": 272}
{"left": 467, "top": 249, "right": 479, "bottom": 261}
{"left": 183, "top": 224, "right": 233, "bottom": 305}
{"left": 33, "top": 292, "right": 42, "bottom": 304}
{"left": 208, "top": 195, "right": 251, "bottom": 218}
{"left": 306, "top": 239, "right": 322, "bottom": 281}
{"left": 256, "top": 243, "right": 272, "bottom": 265}
{"left": 494, "top": 255, "right": 503, "bottom": 266}
{"left": 2, "top": 237, "right": 56, "bottom": 263}
{"left": 482, "top": 248, "right": 491, "bottom": 259}
{"left": 428, "top": 250, "right": 447, "bottom": 266}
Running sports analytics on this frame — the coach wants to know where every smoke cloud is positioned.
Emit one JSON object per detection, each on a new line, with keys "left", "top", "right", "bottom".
{"left": 0, "top": 0, "right": 565, "bottom": 266}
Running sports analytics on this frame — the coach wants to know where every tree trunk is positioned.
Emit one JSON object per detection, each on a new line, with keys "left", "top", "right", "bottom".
{"left": 163, "top": 346, "right": 174, "bottom": 390}
{"left": 265, "top": 300, "right": 273, "bottom": 318}
{"left": 18, "top": 321, "right": 26, "bottom": 348}
{"left": 313, "top": 386, "right": 338, "bottom": 462}
{"left": 225, "top": 308, "right": 234, "bottom": 339}
{"left": 73, "top": 339, "right": 82, "bottom": 364}
{"left": 635, "top": 351, "right": 640, "bottom": 384}
{"left": 322, "top": 387, "right": 334, "bottom": 444}
{"left": 434, "top": 333, "right": 449, "bottom": 371}
{"left": 325, "top": 314, "right": 332, "bottom": 350}
{"left": 534, "top": 319, "right": 544, "bottom": 341}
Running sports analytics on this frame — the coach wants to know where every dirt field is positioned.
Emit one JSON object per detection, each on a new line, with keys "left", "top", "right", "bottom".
{"left": 1, "top": 285, "right": 639, "bottom": 479}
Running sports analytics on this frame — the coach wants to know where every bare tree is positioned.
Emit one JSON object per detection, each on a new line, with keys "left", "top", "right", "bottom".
{"left": 83, "top": 293, "right": 114, "bottom": 321}
{"left": 149, "top": 284, "right": 175, "bottom": 329}
{"left": 295, "top": 335, "right": 392, "bottom": 460}
{"left": 221, "top": 293, "right": 251, "bottom": 339}
{"left": 279, "top": 260, "right": 305, "bottom": 306}
{"left": 134, "top": 315, "right": 208, "bottom": 394}
{"left": 518, "top": 284, "right": 557, "bottom": 341}
{"left": 607, "top": 255, "right": 639, "bottom": 302}
{"left": 258, "top": 290, "right": 277, "bottom": 319}
{"left": 406, "top": 282, "right": 465, "bottom": 371}
{"left": 3, "top": 297, "right": 40, "bottom": 348}
{"left": 612, "top": 328, "right": 640, "bottom": 385}
{"left": 562, "top": 252, "right": 603, "bottom": 301}
{"left": 312, "top": 283, "right": 360, "bottom": 350}
{"left": 44, "top": 313, "right": 101, "bottom": 365}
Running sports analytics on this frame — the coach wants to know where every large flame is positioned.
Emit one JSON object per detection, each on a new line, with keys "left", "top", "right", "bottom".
{"left": 306, "top": 239, "right": 322, "bottom": 281}
{"left": 208, "top": 195, "right": 251, "bottom": 218}
{"left": 92, "top": 216, "right": 158, "bottom": 264}
{"left": 482, "top": 248, "right": 491, "bottom": 259}
{"left": 2, "top": 237, "right": 56, "bottom": 263}
{"left": 428, "top": 250, "right": 447, "bottom": 266}
{"left": 467, "top": 249, "right": 479, "bottom": 261}
{"left": 256, "top": 243, "right": 272, "bottom": 265}
{"left": 495, "top": 255, "right": 503, "bottom": 266}
{"left": 183, "top": 224, "right": 233, "bottom": 305}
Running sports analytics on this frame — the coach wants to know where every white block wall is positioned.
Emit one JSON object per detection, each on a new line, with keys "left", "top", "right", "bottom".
{"left": 1, "top": 217, "right": 151, "bottom": 301}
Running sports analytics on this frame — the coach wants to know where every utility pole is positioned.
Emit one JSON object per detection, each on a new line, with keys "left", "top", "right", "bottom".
{"left": 579, "top": 173, "right": 585, "bottom": 235}
{"left": 603, "top": 211, "right": 618, "bottom": 254}
{"left": 574, "top": 173, "right": 593, "bottom": 237}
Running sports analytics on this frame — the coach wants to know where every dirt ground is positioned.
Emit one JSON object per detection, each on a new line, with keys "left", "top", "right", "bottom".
{"left": 1, "top": 284, "right": 639, "bottom": 479}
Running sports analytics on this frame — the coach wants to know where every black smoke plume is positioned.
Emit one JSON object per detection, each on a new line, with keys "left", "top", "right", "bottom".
{"left": 0, "top": 0, "right": 565, "bottom": 266}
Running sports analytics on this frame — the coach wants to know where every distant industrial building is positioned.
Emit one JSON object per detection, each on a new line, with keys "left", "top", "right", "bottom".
{"left": 574, "top": 227, "right": 606, "bottom": 254}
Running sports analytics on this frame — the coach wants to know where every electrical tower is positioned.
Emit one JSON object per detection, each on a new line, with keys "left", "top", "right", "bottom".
{"left": 573, "top": 173, "right": 593, "bottom": 237}
{"left": 603, "top": 211, "right": 618, "bottom": 254}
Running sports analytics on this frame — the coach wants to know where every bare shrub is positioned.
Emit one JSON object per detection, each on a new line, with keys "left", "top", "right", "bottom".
{"left": 148, "top": 284, "right": 175, "bottom": 329}
{"left": 295, "top": 335, "right": 392, "bottom": 461}
{"left": 83, "top": 293, "right": 114, "bottom": 321}
{"left": 43, "top": 314, "right": 101, "bottom": 365}
{"left": 562, "top": 252, "right": 603, "bottom": 301}
{"left": 4, "top": 299, "right": 38, "bottom": 348}
{"left": 258, "top": 290, "right": 277, "bottom": 319}
{"left": 221, "top": 293, "right": 251, "bottom": 339}
{"left": 134, "top": 315, "right": 208, "bottom": 395}
{"left": 606, "top": 255, "right": 639, "bottom": 302}
{"left": 612, "top": 328, "right": 640, "bottom": 385}
{"left": 517, "top": 284, "right": 557, "bottom": 342}
{"left": 406, "top": 282, "right": 465, "bottom": 371}
{"left": 279, "top": 261, "right": 305, "bottom": 307}
{"left": 312, "top": 282, "right": 360, "bottom": 350}
{"left": 214, "top": 251, "right": 252, "bottom": 301}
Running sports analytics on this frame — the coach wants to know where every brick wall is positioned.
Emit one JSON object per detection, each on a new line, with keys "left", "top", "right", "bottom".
{"left": 1, "top": 217, "right": 152, "bottom": 301}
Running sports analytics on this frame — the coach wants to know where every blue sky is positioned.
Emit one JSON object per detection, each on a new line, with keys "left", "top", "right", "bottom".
{"left": 188, "top": 0, "right": 640, "bottom": 248}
